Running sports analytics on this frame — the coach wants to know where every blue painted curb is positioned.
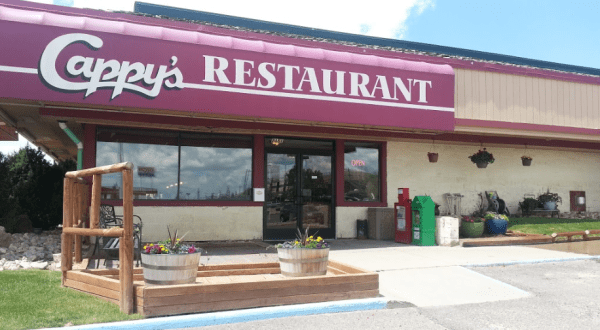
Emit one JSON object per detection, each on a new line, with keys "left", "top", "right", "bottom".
{"left": 43, "top": 298, "right": 388, "bottom": 330}
{"left": 466, "top": 255, "right": 600, "bottom": 268}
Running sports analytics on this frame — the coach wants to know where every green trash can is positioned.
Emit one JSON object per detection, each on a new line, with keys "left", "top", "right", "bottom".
{"left": 412, "top": 196, "right": 436, "bottom": 246}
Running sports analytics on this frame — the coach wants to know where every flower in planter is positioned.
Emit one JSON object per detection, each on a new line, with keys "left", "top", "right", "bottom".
{"left": 142, "top": 227, "right": 197, "bottom": 254}
{"left": 484, "top": 212, "right": 509, "bottom": 222}
{"left": 461, "top": 215, "right": 484, "bottom": 223}
{"left": 468, "top": 148, "right": 495, "bottom": 164}
{"left": 274, "top": 227, "right": 329, "bottom": 249}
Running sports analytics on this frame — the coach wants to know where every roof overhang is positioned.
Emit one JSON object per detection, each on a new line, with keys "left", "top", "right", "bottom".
{"left": 0, "top": 4, "right": 455, "bottom": 132}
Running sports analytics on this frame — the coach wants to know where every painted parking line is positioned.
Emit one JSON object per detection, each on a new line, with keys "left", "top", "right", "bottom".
{"left": 42, "top": 298, "right": 388, "bottom": 330}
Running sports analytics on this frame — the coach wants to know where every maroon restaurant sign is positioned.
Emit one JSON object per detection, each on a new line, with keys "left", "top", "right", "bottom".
{"left": 0, "top": 6, "right": 455, "bottom": 131}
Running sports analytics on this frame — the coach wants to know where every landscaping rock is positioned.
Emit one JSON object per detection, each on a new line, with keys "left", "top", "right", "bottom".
{"left": 31, "top": 261, "right": 48, "bottom": 270}
{"left": 0, "top": 229, "right": 63, "bottom": 271}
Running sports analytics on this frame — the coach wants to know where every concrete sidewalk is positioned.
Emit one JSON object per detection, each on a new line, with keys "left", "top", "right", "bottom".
{"left": 330, "top": 242, "right": 600, "bottom": 307}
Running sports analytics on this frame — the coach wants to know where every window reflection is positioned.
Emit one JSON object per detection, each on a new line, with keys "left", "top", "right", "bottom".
{"left": 96, "top": 127, "right": 252, "bottom": 201}
{"left": 344, "top": 142, "right": 380, "bottom": 202}
{"left": 179, "top": 146, "right": 252, "bottom": 200}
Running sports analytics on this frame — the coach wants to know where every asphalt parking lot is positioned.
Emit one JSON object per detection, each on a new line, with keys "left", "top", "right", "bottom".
{"left": 189, "top": 259, "right": 600, "bottom": 330}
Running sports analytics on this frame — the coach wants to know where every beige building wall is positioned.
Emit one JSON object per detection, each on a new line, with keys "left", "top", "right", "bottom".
{"left": 113, "top": 206, "right": 263, "bottom": 242}
{"left": 387, "top": 141, "right": 600, "bottom": 216}
{"left": 455, "top": 68, "right": 600, "bottom": 129}
{"left": 336, "top": 207, "right": 369, "bottom": 239}
{"left": 116, "top": 140, "right": 600, "bottom": 242}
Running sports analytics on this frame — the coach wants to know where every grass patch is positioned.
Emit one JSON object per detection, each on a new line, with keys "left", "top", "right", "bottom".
{"left": 0, "top": 270, "right": 142, "bottom": 330}
{"left": 508, "top": 217, "right": 600, "bottom": 236}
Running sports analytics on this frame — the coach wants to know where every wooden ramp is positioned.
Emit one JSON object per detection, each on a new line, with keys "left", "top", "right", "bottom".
{"left": 64, "top": 260, "right": 379, "bottom": 317}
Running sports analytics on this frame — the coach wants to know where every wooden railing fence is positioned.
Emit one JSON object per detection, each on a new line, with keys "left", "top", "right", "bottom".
{"left": 62, "top": 162, "right": 134, "bottom": 314}
{"left": 71, "top": 179, "right": 90, "bottom": 263}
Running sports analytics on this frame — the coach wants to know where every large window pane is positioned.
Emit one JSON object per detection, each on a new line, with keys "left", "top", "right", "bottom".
{"left": 344, "top": 142, "right": 380, "bottom": 202}
{"left": 96, "top": 141, "right": 179, "bottom": 200}
{"left": 179, "top": 135, "right": 252, "bottom": 200}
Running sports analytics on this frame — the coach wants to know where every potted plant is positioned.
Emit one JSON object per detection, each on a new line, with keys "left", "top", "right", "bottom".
{"left": 484, "top": 212, "right": 509, "bottom": 235}
{"left": 460, "top": 216, "right": 485, "bottom": 238}
{"left": 427, "top": 152, "right": 438, "bottom": 163}
{"left": 141, "top": 227, "right": 201, "bottom": 285}
{"left": 274, "top": 227, "right": 329, "bottom": 277}
{"left": 468, "top": 148, "right": 495, "bottom": 168}
{"left": 521, "top": 155, "right": 532, "bottom": 166}
{"left": 537, "top": 189, "right": 562, "bottom": 211}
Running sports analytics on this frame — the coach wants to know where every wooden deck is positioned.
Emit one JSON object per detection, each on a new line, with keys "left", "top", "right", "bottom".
{"left": 63, "top": 260, "right": 379, "bottom": 317}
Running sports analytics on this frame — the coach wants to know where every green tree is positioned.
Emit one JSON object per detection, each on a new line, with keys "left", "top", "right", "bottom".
{"left": 1, "top": 146, "right": 76, "bottom": 231}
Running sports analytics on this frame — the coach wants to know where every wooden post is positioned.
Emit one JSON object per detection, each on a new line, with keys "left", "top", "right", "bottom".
{"left": 90, "top": 174, "right": 102, "bottom": 229}
{"left": 120, "top": 169, "right": 134, "bottom": 314}
{"left": 74, "top": 183, "right": 82, "bottom": 263}
{"left": 61, "top": 178, "right": 74, "bottom": 285}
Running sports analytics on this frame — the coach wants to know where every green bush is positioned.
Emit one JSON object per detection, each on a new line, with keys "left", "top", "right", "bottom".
{"left": 0, "top": 146, "right": 75, "bottom": 232}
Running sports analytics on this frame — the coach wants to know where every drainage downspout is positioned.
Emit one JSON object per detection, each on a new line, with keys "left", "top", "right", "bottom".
{"left": 58, "top": 121, "right": 83, "bottom": 170}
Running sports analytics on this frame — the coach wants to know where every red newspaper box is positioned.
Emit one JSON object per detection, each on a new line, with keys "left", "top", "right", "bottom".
{"left": 395, "top": 188, "right": 412, "bottom": 244}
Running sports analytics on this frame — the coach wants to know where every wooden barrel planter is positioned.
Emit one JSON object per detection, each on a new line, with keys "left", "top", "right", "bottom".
{"left": 277, "top": 248, "right": 329, "bottom": 277}
{"left": 141, "top": 251, "right": 201, "bottom": 285}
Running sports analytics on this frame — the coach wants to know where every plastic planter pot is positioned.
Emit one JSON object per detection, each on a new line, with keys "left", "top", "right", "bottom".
{"left": 543, "top": 201, "right": 557, "bottom": 210}
{"left": 460, "top": 221, "right": 485, "bottom": 238}
{"left": 522, "top": 158, "right": 532, "bottom": 166}
{"left": 427, "top": 153, "right": 438, "bottom": 163}
{"left": 476, "top": 162, "right": 488, "bottom": 168}
{"left": 485, "top": 219, "right": 508, "bottom": 235}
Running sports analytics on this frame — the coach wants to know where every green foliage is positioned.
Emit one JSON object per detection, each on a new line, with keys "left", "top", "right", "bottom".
{"left": 537, "top": 189, "right": 562, "bottom": 204}
{"left": 0, "top": 146, "right": 75, "bottom": 232}
{"left": 468, "top": 148, "right": 495, "bottom": 164}
{"left": 0, "top": 270, "right": 142, "bottom": 329}
{"left": 484, "top": 212, "right": 509, "bottom": 222}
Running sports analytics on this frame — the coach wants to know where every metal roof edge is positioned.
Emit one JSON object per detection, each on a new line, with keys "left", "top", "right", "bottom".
{"left": 134, "top": 1, "right": 600, "bottom": 78}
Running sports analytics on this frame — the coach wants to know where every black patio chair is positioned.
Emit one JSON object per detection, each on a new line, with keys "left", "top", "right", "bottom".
{"left": 91, "top": 204, "right": 143, "bottom": 267}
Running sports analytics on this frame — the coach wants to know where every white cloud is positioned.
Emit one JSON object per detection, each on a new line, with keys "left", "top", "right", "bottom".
{"left": 24, "top": 0, "right": 434, "bottom": 39}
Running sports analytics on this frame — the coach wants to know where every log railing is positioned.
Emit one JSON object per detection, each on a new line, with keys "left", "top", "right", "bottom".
{"left": 71, "top": 179, "right": 90, "bottom": 263}
{"left": 62, "top": 162, "right": 134, "bottom": 314}
{"left": 551, "top": 229, "right": 600, "bottom": 242}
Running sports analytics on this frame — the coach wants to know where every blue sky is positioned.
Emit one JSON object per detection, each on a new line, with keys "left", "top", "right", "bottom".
{"left": 401, "top": 1, "right": 600, "bottom": 69}
{"left": 2, "top": 0, "right": 599, "bottom": 158}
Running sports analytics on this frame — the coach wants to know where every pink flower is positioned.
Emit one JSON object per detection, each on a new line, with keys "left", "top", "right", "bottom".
{"left": 188, "top": 246, "right": 196, "bottom": 253}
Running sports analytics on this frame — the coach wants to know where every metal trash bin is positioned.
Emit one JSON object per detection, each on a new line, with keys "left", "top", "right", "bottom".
{"left": 356, "top": 219, "right": 368, "bottom": 239}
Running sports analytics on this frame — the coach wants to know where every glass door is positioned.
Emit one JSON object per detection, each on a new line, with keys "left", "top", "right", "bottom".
{"left": 264, "top": 139, "right": 334, "bottom": 240}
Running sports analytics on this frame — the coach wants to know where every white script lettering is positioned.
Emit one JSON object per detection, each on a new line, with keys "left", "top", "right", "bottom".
{"left": 39, "top": 33, "right": 183, "bottom": 99}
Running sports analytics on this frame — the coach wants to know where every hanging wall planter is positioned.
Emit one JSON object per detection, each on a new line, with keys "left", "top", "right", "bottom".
{"left": 468, "top": 148, "right": 494, "bottom": 168}
{"left": 427, "top": 152, "right": 438, "bottom": 163}
{"left": 521, "top": 156, "right": 532, "bottom": 166}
